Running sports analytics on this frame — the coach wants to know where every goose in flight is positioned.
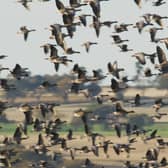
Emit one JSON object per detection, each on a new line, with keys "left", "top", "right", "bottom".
{"left": 87, "top": 69, "right": 107, "bottom": 81}
{"left": 155, "top": 46, "right": 168, "bottom": 74}
{"left": 69, "top": 0, "right": 87, "bottom": 8}
{"left": 134, "top": 0, "right": 142, "bottom": 8}
{"left": 114, "top": 102, "right": 135, "bottom": 116}
{"left": 89, "top": 0, "right": 101, "bottom": 18}
{"left": 147, "top": 27, "right": 163, "bottom": 42}
{"left": 17, "top": 0, "right": 32, "bottom": 10}
{"left": 10, "top": 64, "right": 30, "bottom": 80}
{"left": 0, "top": 55, "right": 8, "bottom": 59}
{"left": 152, "top": 14, "right": 168, "bottom": 27}
{"left": 144, "top": 67, "right": 161, "bottom": 77}
{"left": 90, "top": 16, "right": 101, "bottom": 37}
{"left": 45, "top": 55, "right": 73, "bottom": 72}
{"left": 118, "top": 44, "right": 133, "bottom": 52}
{"left": 77, "top": 14, "right": 92, "bottom": 27}
{"left": 153, "top": 0, "right": 166, "bottom": 6}
{"left": 81, "top": 41, "right": 98, "bottom": 53}
{"left": 111, "top": 35, "right": 129, "bottom": 44}
{"left": 113, "top": 23, "right": 133, "bottom": 33}
{"left": 107, "top": 61, "right": 124, "bottom": 79}
{"left": 40, "top": 43, "right": 56, "bottom": 55}
{"left": 45, "top": 46, "right": 73, "bottom": 72}
{"left": 17, "top": 26, "right": 36, "bottom": 41}
{"left": 55, "top": 0, "right": 78, "bottom": 14}
{"left": 132, "top": 52, "right": 156, "bottom": 65}
{"left": 133, "top": 20, "right": 153, "bottom": 34}
{"left": 144, "top": 129, "right": 160, "bottom": 141}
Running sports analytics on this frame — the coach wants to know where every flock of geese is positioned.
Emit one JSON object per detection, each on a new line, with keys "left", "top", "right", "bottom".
{"left": 1, "top": 0, "right": 168, "bottom": 167}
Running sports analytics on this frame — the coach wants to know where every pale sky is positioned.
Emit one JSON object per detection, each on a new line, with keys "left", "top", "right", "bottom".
{"left": 0, "top": 0, "right": 168, "bottom": 85}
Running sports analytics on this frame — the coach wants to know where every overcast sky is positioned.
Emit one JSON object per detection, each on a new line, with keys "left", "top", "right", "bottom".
{"left": 0, "top": 0, "right": 168, "bottom": 84}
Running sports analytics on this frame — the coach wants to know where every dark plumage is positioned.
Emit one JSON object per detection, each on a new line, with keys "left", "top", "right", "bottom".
{"left": 18, "top": 26, "right": 36, "bottom": 41}
{"left": 153, "top": 0, "right": 166, "bottom": 6}
{"left": 111, "top": 35, "right": 129, "bottom": 44}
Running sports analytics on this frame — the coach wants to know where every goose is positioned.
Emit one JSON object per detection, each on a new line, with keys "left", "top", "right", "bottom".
{"left": 144, "top": 129, "right": 160, "bottom": 141}
{"left": 90, "top": 16, "right": 101, "bottom": 37}
{"left": 48, "top": 24, "right": 69, "bottom": 48}
{"left": 10, "top": 64, "right": 30, "bottom": 80}
{"left": 13, "top": 124, "right": 23, "bottom": 144}
{"left": 133, "top": 20, "right": 153, "bottom": 34}
{"left": 101, "top": 20, "right": 118, "bottom": 28}
{"left": 74, "top": 108, "right": 92, "bottom": 135}
{"left": 89, "top": 0, "right": 100, "bottom": 18}
{"left": 17, "top": 0, "right": 32, "bottom": 10}
{"left": 69, "top": 0, "right": 87, "bottom": 8}
{"left": 144, "top": 148, "right": 159, "bottom": 161}
{"left": 78, "top": 14, "right": 92, "bottom": 26}
{"left": 151, "top": 112, "right": 167, "bottom": 120}
{"left": 17, "top": 26, "right": 36, "bottom": 41}
{"left": 118, "top": 44, "right": 133, "bottom": 52}
{"left": 62, "top": 13, "right": 80, "bottom": 38}
{"left": 155, "top": 46, "right": 168, "bottom": 74}
{"left": 160, "top": 157, "right": 168, "bottom": 167}
{"left": 156, "top": 138, "right": 168, "bottom": 148}
{"left": 111, "top": 35, "right": 129, "bottom": 44}
{"left": 141, "top": 13, "right": 153, "bottom": 24}
{"left": 132, "top": 52, "right": 156, "bottom": 65}
{"left": 40, "top": 43, "right": 56, "bottom": 55}
{"left": 134, "top": 93, "right": 141, "bottom": 106}
{"left": 134, "top": 0, "right": 142, "bottom": 8}
{"left": 33, "top": 118, "right": 46, "bottom": 132}
{"left": 114, "top": 102, "right": 135, "bottom": 116}
{"left": 144, "top": 68, "right": 161, "bottom": 77}
{"left": 82, "top": 158, "right": 95, "bottom": 168}
{"left": 113, "top": 23, "right": 133, "bottom": 33}
{"left": 131, "top": 125, "right": 152, "bottom": 137}
{"left": 147, "top": 27, "right": 163, "bottom": 42}
{"left": 67, "top": 129, "right": 73, "bottom": 140}
{"left": 88, "top": 132, "right": 104, "bottom": 146}
{"left": 114, "top": 123, "right": 122, "bottom": 138}
{"left": 55, "top": 0, "right": 76, "bottom": 14}
{"left": 71, "top": 63, "right": 87, "bottom": 75}
{"left": 110, "top": 78, "right": 120, "bottom": 92}
{"left": 153, "top": 98, "right": 168, "bottom": 112}
{"left": 113, "top": 143, "right": 135, "bottom": 156}
{"left": 34, "top": 133, "right": 48, "bottom": 154}
{"left": 153, "top": 0, "right": 166, "bottom": 6}
{"left": 107, "top": 61, "right": 124, "bottom": 79}
{"left": 159, "top": 37, "right": 168, "bottom": 49}
{"left": 99, "top": 140, "right": 113, "bottom": 158}
{"left": 64, "top": 47, "right": 80, "bottom": 55}
{"left": 81, "top": 41, "right": 98, "bottom": 53}
{"left": 19, "top": 103, "right": 33, "bottom": 113}
{"left": 0, "top": 55, "right": 8, "bottom": 59}
{"left": 121, "top": 76, "right": 135, "bottom": 83}
{"left": 23, "top": 110, "right": 33, "bottom": 125}
{"left": 88, "top": 69, "right": 106, "bottom": 81}
{"left": 152, "top": 14, "right": 168, "bottom": 27}
{"left": 45, "top": 55, "right": 73, "bottom": 72}
{"left": 37, "top": 103, "right": 50, "bottom": 118}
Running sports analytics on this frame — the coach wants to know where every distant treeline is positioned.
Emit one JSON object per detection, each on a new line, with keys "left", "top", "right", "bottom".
{"left": 1, "top": 74, "right": 102, "bottom": 102}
